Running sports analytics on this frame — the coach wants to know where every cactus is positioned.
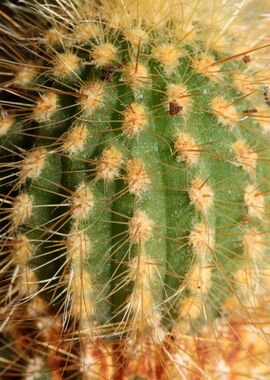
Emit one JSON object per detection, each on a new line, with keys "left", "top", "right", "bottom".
{"left": 1, "top": 0, "right": 270, "bottom": 378}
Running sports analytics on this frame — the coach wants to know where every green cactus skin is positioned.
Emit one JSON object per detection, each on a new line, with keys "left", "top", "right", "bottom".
{"left": 1, "top": 1, "right": 270, "bottom": 379}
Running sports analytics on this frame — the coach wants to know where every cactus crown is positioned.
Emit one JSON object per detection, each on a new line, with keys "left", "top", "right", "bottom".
{"left": 1, "top": 0, "right": 270, "bottom": 379}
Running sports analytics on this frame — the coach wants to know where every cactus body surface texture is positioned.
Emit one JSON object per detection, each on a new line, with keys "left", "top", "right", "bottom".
{"left": 1, "top": 0, "right": 270, "bottom": 379}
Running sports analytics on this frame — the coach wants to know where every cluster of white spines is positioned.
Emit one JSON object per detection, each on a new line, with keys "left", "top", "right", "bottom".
{"left": 1, "top": 0, "right": 270, "bottom": 379}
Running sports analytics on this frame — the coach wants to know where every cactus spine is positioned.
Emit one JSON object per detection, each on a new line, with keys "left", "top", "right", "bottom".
{"left": 1, "top": 0, "right": 270, "bottom": 379}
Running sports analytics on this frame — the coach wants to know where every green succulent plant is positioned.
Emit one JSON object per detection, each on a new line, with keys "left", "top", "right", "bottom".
{"left": 1, "top": 0, "right": 270, "bottom": 379}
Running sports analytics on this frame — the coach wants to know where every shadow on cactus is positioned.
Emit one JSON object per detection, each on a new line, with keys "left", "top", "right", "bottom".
{"left": 1, "top": 0, "right": 270, "bottom": 379}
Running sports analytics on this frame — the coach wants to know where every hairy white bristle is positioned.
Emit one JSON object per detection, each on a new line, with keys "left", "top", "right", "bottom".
{"left": 243, "top": 229, "right": 265, "bottom": 259}
{"left": 14, "top": 62, "right": 39, "bottom": 87}
{"left": 166, "top": 84, "right": 191, "bottom": 113}
{"left": 52, "top": 51, "right": 80, "bottom": 78}
{"left": 152, "top": 44, "right": 183, "bottom": 72}
{"left": 188, "top": 178, "right": 214, "bottom": 212}
{"left": 193, "top": 54, "right": 221, "bottom": 80}
{"left": 122, "top": 103, "right": 148, "bottom": 137}
{"left": 69, "top": 183, "right": 94, "bottom": 220}
{"left": 189, "top": 223, "right": 215, "bottom": 257}
{"left": 20, "top": 148, "right": 47, "bottom": 182}
{"left": 79, "top": 82, "right": 104, "bottom": 115}
{"left": 33, "top": 92, "right": 58, "bottom": 122}
{"left": 96, "top": 146, "right": 122, "bottom": 182}
{"left": 127, "top": 255, "right": 161, "bottom": 330}
{"left": 11, "top": 193, "right": 32, "bottom": 226}
{"left": 174, "top": 131, "right": 199, "bottom": 165}
{"left": 244, "top": 183, "right": 264, "bottom": 220}
{"left": 0, "top": 114, "right": 14, "bottom": 136}
{"left": 128, "top": 210, "right": 153, "bottom": 243}
{"left": 232, "top": 139, "right": 257, "bottom": 174}
{"left": 92, "top": 43, "right": 118, "bottom": 66}
{"left": 212, "top": 97, "right": 239, "bottom": 127}
{"left": 68, "top": 269, "right": 93, "bottom": 321}
{"left": 62, "top": 124, "right": 88, "bottom": 155}
{"left": 185, "top": 263, "right": 212, "bottom": 295}
{"left": 122, "top": 62, "right": 149, "bottom": 88}
{"left": 126, "top": 159, "right": 151, "bottom": 196}
{"left": 66, "top": 230, "right": 91, "bottom": 264}
{"left": 13, "top": 234, "right": 31, "bottom": 267}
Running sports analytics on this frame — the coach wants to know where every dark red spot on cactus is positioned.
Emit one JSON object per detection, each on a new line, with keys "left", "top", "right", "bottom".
{"left": 242, "top": 108, "right": 257, "bottom": 114}
{"left": 242, "top": 55, "right": 251, "bottom": 63}
{"left": 169, "top": 102, "right": 183, "bottom": 116}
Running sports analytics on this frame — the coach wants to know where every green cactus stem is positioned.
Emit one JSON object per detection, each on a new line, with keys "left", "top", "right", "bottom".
{"left": 1, "top": 1, "right": 270, "bottom": 379}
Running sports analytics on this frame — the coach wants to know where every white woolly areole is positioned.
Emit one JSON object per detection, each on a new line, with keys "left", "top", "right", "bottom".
{"left": 244, "top": 183, "right": 264, "bottom": 220}
{"left": 11, "top": 193, "right": 33, "bottom": 226}
{"left": 20, "top": 148, "right": 47, "bottom": 182}
{"left": 69, "top": 183, "right": 94, "bottom": 220}
{"left": 96, "top": 146, "right": 122, "bottom": 182}
{"left": 188, "top": 178, "right": 214, "bottom": 212}
{"left": 122, "top": 103, "right": 148, "bottom": 137}
{"left": 126, "top": 159, "right": 151, "bottom": 196}
{"left": 62, "top": 124, "right": 88, "bottom": 155}
{"left": 189, "top": 223, "right": 215, "bottom": 256}
{"left": 33, "top": 92, "right": 58, "bottom": 122}
{"left": 79, "top": 82, "right": 104, "bottom": 115}
{"left": 128, "top": 209, "right": 153, "bottom": 243}
{"left": 174, "top": 131, "right": 199, "bottom": 165}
